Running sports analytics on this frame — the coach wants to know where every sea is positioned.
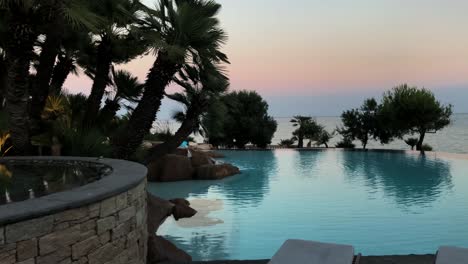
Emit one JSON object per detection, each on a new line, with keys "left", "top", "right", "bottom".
{"left": 156, "top": 113, "right": 468, "bottom": 154}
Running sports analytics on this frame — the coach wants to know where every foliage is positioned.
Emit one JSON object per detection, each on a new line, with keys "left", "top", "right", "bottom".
{"left": 338, "top": 98, "right": 390, "bottom": 149}
{"left": 314, "top": 130, "right": 333, "bottom": 148}
{"left": 404, "top": 137, "right": 419, "bottom": 150}
{"left": 203, "top": 91, "right": 277, "bottom": 148}
{"left": 380, "top": 84, "right": 452, "bottom": 151}
{"left": 421, "top": 143, "right": 433, "bottom": 151}
{"left": 336, "top": 137, "right": 356, "bottom": 149}
{"left": 279, "top": 139, "right": 295, "bottom": 148}
{"left": 61, "top": 128, "right": 112, "bottom": 157}
{"left": 0, "top": 132, "right": 12, "bottom": 157}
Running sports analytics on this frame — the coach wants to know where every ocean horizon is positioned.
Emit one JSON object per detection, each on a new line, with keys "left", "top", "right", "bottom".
{"left": 155, "top": 113, "right": 468, "bottom": 154}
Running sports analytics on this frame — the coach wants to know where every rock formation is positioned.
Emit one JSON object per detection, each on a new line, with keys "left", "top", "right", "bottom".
{"left": 147, "top": 193, "right": 197, "bottom": 264}
{"left": 147, "top": 149, "right": 240, "bottom": 182}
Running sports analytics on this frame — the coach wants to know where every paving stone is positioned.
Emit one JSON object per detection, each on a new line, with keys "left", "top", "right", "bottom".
{"left": 96, "top": 216, "right": 115, "bottom": 235}
{"left": 17, "top": 238, "right": 38, "bottom": 261}
{"left": 112, "top": 219, "right": 135, "bottom": 240}
{"left": 17, "top": 258, "right": 35, "bottom": 264}
{"left": 0, "top": 227, "right": 4, "bottom": 245}
{"left": 36, "top": 246, "right": 71, "bottom": 264}
{"left": 6, "top": 215, "right": 54, "bottom": 243}
{"left": 0, "top": 250, "right": 16, "bottom": 264}
{"left": 39, "top": 225, "right": 81, "bottom": 255}
{"left": 87, "top": 244, "right": 119, "bottom": 264}
{"left": 72, "top": 236, "right": 100, "bottom": 260}
{"left": 55, "top": 207, "right": 89, "bottom": 223}
{"left": 115, "top": 193, "right": 128, "bottom": 211}
{"left": 88, "top": 203, "right": 100, "bottom": 218}
{"left": 99, "top": 198, "right": 117, "bottom": 218}
{"left": 118, "top": 206, "right": 135, "bottom": 224}
{"left": 99, "top": 231, "right": 111, "bottom": 245}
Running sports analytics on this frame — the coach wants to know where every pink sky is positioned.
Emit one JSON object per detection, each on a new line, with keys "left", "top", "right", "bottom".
{"left": 65, "top": 0, "right": 468, "bottom": 115}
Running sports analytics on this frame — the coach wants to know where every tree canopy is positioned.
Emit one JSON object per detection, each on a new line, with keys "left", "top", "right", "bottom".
{"left": 203, "top": 90, "right": 277, "bottom": 148}
{"left": 380, "top": 84, "right": 452, "bottom": 151}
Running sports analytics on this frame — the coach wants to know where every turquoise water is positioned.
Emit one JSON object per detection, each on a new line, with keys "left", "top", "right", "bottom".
{"left": 149, "top": 150, "right": 468, "bottom": 260}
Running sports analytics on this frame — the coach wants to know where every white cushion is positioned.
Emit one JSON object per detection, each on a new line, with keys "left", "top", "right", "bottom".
{"left": 268, "top": 239, "right": 355, "bottom": 264}
{"left": 437, "top": 246, "right": 468, "bottom": 264}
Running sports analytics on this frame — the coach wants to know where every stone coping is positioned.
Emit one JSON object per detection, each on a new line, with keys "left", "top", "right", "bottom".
{"left": 0, "top": 156, "right": 147, "bottom": 225}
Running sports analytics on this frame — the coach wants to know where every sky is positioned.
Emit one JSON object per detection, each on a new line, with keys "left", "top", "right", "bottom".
{"left": 65, "top": 0, "right": 468, "bottom": 118}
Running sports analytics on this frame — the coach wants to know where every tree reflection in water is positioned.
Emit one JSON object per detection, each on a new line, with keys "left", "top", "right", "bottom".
{"left": 341, "top": 151, "right": 453, "bottom": 208}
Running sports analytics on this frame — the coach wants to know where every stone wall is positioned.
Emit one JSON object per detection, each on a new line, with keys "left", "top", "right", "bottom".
{"left": 0, "top": 180, "right": 147, "bottom": 264}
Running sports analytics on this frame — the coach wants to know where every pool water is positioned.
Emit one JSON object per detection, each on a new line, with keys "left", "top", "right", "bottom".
{"left": 149, "top": 150, "right": 468, "bottom": 260}
{"left": 0, "top": 160, "right": 111, "bottom": 205}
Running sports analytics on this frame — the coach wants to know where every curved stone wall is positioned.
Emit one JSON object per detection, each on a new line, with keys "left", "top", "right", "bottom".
{"left": 0, "top": 157, "right": 148, "bottom": 264}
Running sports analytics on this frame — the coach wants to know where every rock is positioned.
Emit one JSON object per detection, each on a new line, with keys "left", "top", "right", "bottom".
{"left": 204, "top": 151, "right": 225, "bottom": 158}
{"left": 147, "top": 154, "right": 194, "bottom": 182}
{"left": 195, "top": 164, "right": 241, "bottom": 180}
{"left": 169, "top": 198, "right": 190, "bottom": 206}
{"left": 172, "top": 204, "right": 197, "bottom": 221}
{"left": 147, "top": 235, "right": 192, "bottom": 264}
{"left": 172, "top": 148, "right": 189, "bottom": 157}
{"left": 147, "top": 193, "right": 175, "bottom": 233}
{"left": 190, "top": 150, "right": 215, "bottom": 167}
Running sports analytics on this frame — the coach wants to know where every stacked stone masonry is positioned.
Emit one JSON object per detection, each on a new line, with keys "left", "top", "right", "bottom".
{"left": 0, "top": 180, "right": 147, "bottom": 264}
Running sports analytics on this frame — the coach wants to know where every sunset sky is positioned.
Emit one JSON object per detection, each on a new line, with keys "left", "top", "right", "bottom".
{"left": 65, "top": 0, "right": 468, "bottom": 118}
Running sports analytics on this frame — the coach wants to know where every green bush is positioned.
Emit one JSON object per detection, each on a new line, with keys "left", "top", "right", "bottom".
{"left": 421, "top": 143, "right": 433, "bottom": 151}
{"left": 279, "top": 139, "right": 295, "bottom": 148}
{"left": 336, "top": 137, "right": 355, "bottom": 149}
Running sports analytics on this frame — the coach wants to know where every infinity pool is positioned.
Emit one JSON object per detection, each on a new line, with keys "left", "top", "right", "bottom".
{"left": 149, "top": 150, "right": 468, "bottom": 260}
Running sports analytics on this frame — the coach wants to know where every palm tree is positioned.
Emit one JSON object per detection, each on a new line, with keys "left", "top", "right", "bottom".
{"left": 0, "top": 15, "right": 6, "bottom": 110}
{"left": 1, "top": 0, "right": 42, "bottom": 154}
{"left": 83, "top": 0, "right": 147, "bottom": 127}
{"left": 49, "top": 28, "right": 94, "bottom": 95}
{"left": 145, "top": 62, "right": 228, "bottom": 162}
{"left": 290, "top": 116, "right": 313, "bottom": 148}
{"left": 113, "top": 0, "right": 229, "bottom": 159}
{"left": 29, "top": 0, "right": 100, "bottom": 133}
{"left": 0, "top": 52, "right": 6, "bottom": 110}
{"left": 98, "top": 68, "right": 143, "bottom": 122}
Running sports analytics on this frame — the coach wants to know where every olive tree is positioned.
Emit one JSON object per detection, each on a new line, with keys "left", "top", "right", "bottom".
{"left": 380, "top": 84, "right": 452, "bottom": 151}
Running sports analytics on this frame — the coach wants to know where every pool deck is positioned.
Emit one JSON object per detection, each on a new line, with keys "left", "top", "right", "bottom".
{"left": 194, "top": 255, "right": 436, "bottom": 264}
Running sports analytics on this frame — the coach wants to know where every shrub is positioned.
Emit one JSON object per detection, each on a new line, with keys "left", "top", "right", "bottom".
{"left": 421, "top": 143, "right": 433, "bottom": 151}
{"left": 279, "top": 139, "right": 295, "bottom": 148}
{"left": 404, "top": 138, "right": 419, "bottom": 150}
{"left": 336, "top": 137, "right": 355, "bottom": 148}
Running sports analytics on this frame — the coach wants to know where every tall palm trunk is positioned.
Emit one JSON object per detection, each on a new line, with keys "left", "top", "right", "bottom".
{"left": 29, "top": 31, "right": 62, "bottom": 133}
{"left": 50, "top": 55, "right": 74, "bottom": 95}
{"left": 113, "top": 51, "right": 179, "bottom": 159}
{"left": 5, "top": 22, "right": 36, "bottom": 154}
{"left": 84, "top": 37, "right": 112, "bottom": 127}
{"left": 0, "top": 58, "right": 7, "bottom": 110}
{"left": 145, "top": 108, "right": 198, "bottom": 164}
{"left": 98, "top": 99, "right": 120, "bottom": 122}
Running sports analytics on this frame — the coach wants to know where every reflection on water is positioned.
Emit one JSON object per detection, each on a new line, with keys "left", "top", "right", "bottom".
{"left": 341, "top": 151, "right": 453, "bottom": 208}
{"left": 0, "top": 161, "right": 109, "bottom": 205}
{"left": 152, "top": 150, "right": 468, "bottom": 260}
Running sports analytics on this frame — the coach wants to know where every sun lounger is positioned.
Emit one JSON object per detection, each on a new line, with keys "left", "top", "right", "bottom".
{"left": 268, "top": 239, "right": 360, "bottom": 264}
{"left": 436, "top": 246, "right": 468, "bottom": 264}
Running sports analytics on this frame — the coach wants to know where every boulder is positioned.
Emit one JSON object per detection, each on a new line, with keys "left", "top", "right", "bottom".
{"left": 147, "top": 235, "right": 192, "bottom": 264}
{"left": 148, "top": 154, "right": 194, "bottom": 182}
{"left": 172, "top": 203, "right": 197, "bottom": 221}
{"left": 195, "top": 164, "right": 240, "bottom": 180}
{"left": 190, "top": 150, "right": 215, "bottom": 167}
{"left": 169, "top": 198, "right": 190, "bottom": 206}
{"left": 204, "top": 150, "right": 225, "bottom": 159}
{"left": 147, "top": 193, "right": 175, "bottom": 233}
